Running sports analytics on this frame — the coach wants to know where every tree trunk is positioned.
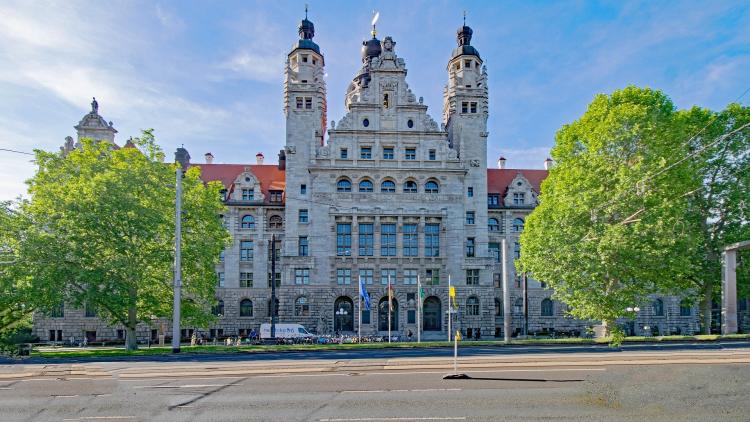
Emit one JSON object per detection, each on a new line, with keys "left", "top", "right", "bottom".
{"left": 700, "top": 281, "right": 712, "bottom": 335}
{"left": 126, "top": 287, "right": 138, "bottom": 351}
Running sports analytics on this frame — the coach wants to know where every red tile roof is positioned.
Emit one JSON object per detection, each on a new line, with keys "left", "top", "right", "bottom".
{"left": 191, "top": 163, "right": 286, "bottom": 204}
{"left": 487, "top": 169, "right": 548, "bottom": 197}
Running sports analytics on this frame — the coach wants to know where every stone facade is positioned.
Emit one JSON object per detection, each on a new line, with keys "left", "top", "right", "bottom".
{"left": 34, "top": 17, "right": 708, "bottom": 344}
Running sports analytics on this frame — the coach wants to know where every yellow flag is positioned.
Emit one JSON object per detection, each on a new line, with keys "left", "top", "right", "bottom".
{"left": 449, "top": 286, "right": 455, "bottom": 298}
{"left": 456, "top": 330, "right": 462, "bottom": 341}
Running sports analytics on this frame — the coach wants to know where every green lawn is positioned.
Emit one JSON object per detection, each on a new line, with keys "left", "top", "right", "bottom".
{"left": 28, "top": 334, "right": 749, "bottom": 359}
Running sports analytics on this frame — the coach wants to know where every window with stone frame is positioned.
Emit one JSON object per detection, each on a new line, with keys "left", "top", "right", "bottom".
{"left": 360, "top": 146, "right": 372, "bottom": 159}
{"left": 50, "top": 302, "right": 64, "bottom": 318}
{"left": 380, "top": 268, "right": 397, "bottom": 285}
{"left": 461, "top": 102, "right": 468, "bottom": 113}
{"left": 466, "top": 237, "right": 475, "bottom": 257}
{"left": 295, "top": 296, "right": 310, "bottom": 316}
{"left": 294, "top": 268, "right": 310, "bottom": 285}
{"left": 426, "top": 268, "right": 440, "bottom": 285}
{"left": 425, "top": 180, "right": 439, "bottom": 193}
{"left": 383, "top": 147, "right": 394, "bottom": 160}
{"left": 514, "top": 242, "right": 521, "bottom": 260}
{"left": 653, "top": 298, "right": 664, "bottom": 316}
{"left": 359, "top": 179, "right": 374, "bottom": 192}
{"left": 240, "top": 299, "right": 253, "bottom": 317}
{"left": 488, "top": 218, "right": 500, "bottom": 232}
{"left": 487, "top": 194, "right": 500, "bottom": 207}
{"left": 240, "top": 240, "right": 253, "bottom": 261}
{"left": 493, "top": 273, "right": 502, "bottom": 288}
{"left": 359, "top": 223, "right": 374, "bottom": 256}
{"left": 403, "top": 180, "right": 418, "bottom": 193}
{"left": 298, "top": 209, "right": 308, "bottom": 223}
{"left": 269, "top": 191, "right": 283, "bottom": 203}
{"left": 380, "top": 223, "right": 396, "bottom": 256}
{"left": 512, "top": 218, "right": 524, "bottom": 233}
{"left": 241, "top": 215, "right": 255, "bottom": 229}
{"left": 489, "top": 242, "right": 500, "bottom": 263}
{"left": 337, "top": 268, "right": 351, "bottom": 285}
{"left": 241, "top": 188, "right": 254, "bottom": 201}
{"left": 465, "top": 211, "right": 475, "bottom": 225}
{"left": 340, "top": 148, "right": 348, "bottom": 159}
{"left": 513, "top": 192, "right": 525, "bottom": 206}
{"left": 359, "top": 268, "right": 374, "bottom": 285}
{"left": 403, "top": 269, "right": 417, "bottom": 285}
{"left": 267, "top": 239, "right": 281, "bottom": 261}
{"left": 405, "top": 148, "right": 417, "bottom": 160}
{"left": 495, "top": 298, "right": 503, "bottom": 317}
{"left": 337, "top": 178, "right": 352, "bottom": 192}
{"left": 470, "top": 102, "right": 477, "bottom": 113}
{"left": 269, "top": 215, "right": 283, "bottom": 229}
{"left": 298, "top": 236, "right": 309, "bottom": 257}
{"left": 425, "top": 223, "right": 440, "bottom": 257}
{"left": 305, "top": 97, "right": 312, "bottom": 109}
{"left": 381, "top": 179, "right": 396, "bottom": 193}
{"left": 240, "top": 272, "right": 253, "bottom": 288}
{"left": 336, "top": 223, "right": 352, "bottom": 256}
{"left": 217, "top": 272, "right": 225, "bottom": 287}
{"left": 468, "top": 187, "right": 474, "bottom": 197}
{"left": 267, "top": 272, "right": 280, "bottom": 288}
{"left": 466, "top": 269, "right": 479, "bottom": 285}
{"left": 211, "top": 299, "right": 224, "bottom": 317}
{"left": 466, "top": 296, "right": 480, "bottom": 316}
{"left": 402, "top": 223, "right": 418, "bottom": 256}
{"left": 300, "top": 184, "right": 306, "bottom": 195}
{"left": 679, "top": 298, "right": 692, "bottom": 316}
{"left": 296, "top": 97, "right": 303, "bottom": 109}
{"left": 541, "top": 298, "right": 554, "bottom": 316}
{"left": 428, "top": 149, "right": 436, "bottom": 160}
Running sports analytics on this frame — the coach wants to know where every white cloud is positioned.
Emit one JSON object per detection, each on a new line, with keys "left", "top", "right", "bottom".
{"left": 218, "top": 51, "right": 285, "bottom": 83}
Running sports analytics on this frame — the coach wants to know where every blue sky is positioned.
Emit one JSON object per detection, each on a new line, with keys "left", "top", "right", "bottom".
{"left": 1, "top": 0, "right": 749, "bottom": 200}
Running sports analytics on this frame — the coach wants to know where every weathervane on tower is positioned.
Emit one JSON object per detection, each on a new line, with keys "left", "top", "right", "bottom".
{"left": 371, "top": 10, "right": 379, "bottom": 38}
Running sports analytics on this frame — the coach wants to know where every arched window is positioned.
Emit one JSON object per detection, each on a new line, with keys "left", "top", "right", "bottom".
{"left": 295, "top": 296, "right": 309, "bottom": 316}
{"left": 378, "top": 297, "right": 399, "bottom": 331}
{"left": 403, "top": 180, "right": 418, "bottom": 193}
{"left": 655, "top": 298, "right": 666, "bottom": 316}
{"left": 359, "top": 179, "right": 374, "bottom": 192}
{"left": 512, "top": 218, "right": 525, "bottom": 233}
{"left": 212, "top": 299, "right": 224, "bottom": 317}
{"left": 241, "top": 215, "right": 255, "bottom": 229}
{"left": 334, "top": 296, "right": 354, "bottom": 332}
{"left": 513, "top": 297, "right": 524, "bottom": 315}
{"left": 679, "top": 298, "right": 692, "bottom": 316}
{"left": 488, "top": 218, "right": 500, "bottom": 232}
{"left": 267, "top": 298, "right": 280, "bottom": 317}
{"left": 239, "top": 299, "right": 253, "bottom": 317}
{"left": 541, "top": 298, "right": 554, "bottom": 316}
{"left": 381, "top": 180, "right": 396, "bottom": 193}
{"left": 494, "top": 298, "right": 503, "bottom": 317}
{"left": 425, "top": 180, "right": 439, "bottom": 193}
{"left": 466, "top": 296, "right": 480, "bottom": 316}
{"left": 269, "top": 215, "right": 283, "bottom": 229}
{"left": 336, "top": 178, "right": 352, "bottom": 192}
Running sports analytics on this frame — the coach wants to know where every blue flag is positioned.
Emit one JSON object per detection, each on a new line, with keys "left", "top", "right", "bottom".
{"left": 359, "top": 277, "right": 371, "bottom": 309}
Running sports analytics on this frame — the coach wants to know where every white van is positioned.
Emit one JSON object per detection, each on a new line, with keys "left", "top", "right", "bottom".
{"left": 259, "top": 323, "right": 313, "bottom": 340}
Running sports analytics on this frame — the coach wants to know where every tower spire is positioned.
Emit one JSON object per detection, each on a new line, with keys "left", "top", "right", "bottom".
{"left": 463, "top": 10, "right": 466, "bottom": 26}
{"left": 371, "top": 11, "right": 379, "bottom": 38}
{"left": 305, "top": 3, "right": 308, "bottom": 19}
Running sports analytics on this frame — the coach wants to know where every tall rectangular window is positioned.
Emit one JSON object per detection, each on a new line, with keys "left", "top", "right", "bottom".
{"left": 217, "top": 272, "right": 225, "bottom": 287}
{"left": 408, "top": 310, "right": 416, "bottom": 324}
{"left": 380, "top": 268, "right": 397, "bottom": 285}
{"left": 360, "top": 146, "right": 372, "bottom": 159}
{"left": 340, "top": 148, "right": 348, "bottom": 159}
{"left": 337, "top": 268, "right": 351, "bottom": 285}
{"left": 514, "top": 242, "right": 521, "bottom": 260}
{"left": 270, "top": 190, "right": 283, "bottom": 202}
{"left": 300, "top": 184, "right": 307, "bottom": 195}
{"left": 381, "top": 223, "right": 396, "bottom": 256}
{"left": 267, "top": 272, "right": 281, "bottom": 288}
{"left": 488, "top": 195, "right": 499, "bottom": 206}
{"left": 403, "top": 269, "right": 417, "bottom": 285}
{"left": 240, "top": 240, "right": 253, "bottom": 261}
{"left": 359, "top": 268, "right": 374, "bottom": 285}
{"left": 403, "top": 224, "right": 418, "bottom": 257}
{"left": 425, "top": 223, "right": 440, "bottom": 257}
{"left": 296, "top": 97, "right": 303, "bottom": 109}
{"left": 295, "top": 268, "right": 310, "bottom": 285}
{"left": 298, "top": 236, "right": 308, "bottom": 257}
{"left": 299, "top": 209, "right": 308, "bottom": 223}
{"left": 426, "top": 269, "right": 440, "bottom": 285}
{"left": 305, "top": 97, "right": 312, "bottom": 109}
{"left": 470, "top": 102, "right": 477, "bottom": 113}
{"left": 361, "top": 310, "right": 371, "bottom": 324}
{"left": 359, "top": 223, "right": 374, "bottom": 256}
{"left": 489, "top": 242, "right": 500, "bottom": 262}
{"left": 466, "top": 237, "right": 475, "bottom": 257}
{"left": 461, "top": 102, "right": 468, "bottom": 113}
{"left": 240, "top": 272, "right": 253, "bottom": 288}
{"left": 465, "top": 211, "right": 475, "bottom": 225}
{"left": 405, "top": 148, "right": 416, "bottom": 160}
{"left": 242, "top": 188, "right": 254, "bottom": 201}
{"left": 336, "top": 223, "right": 352, "bottom": 256}
{"left": 383, "top": 147, "right": 394, "bottom": 160}
{"left": 513, "top": 192, "right": 525, "bottom": 205}
{"left": 493, "top": 273, "right": 502, "bottom": 288}
{"left": 466, "top": 269, "right": 479, "bottom": 285}
{"left": 467, "top": 187, "right": 474, "bottom": 197}
{"left": 428, "top": 149, "right": 436, "bottom": 160}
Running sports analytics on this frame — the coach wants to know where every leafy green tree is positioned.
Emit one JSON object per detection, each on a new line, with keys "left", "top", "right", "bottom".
{"left": 2, "top": 131, "right": 229, "bottom": 350}
{"left": 519, "top": 87, "right": 702, "bottom": 338}
{"left": 678, "top": 103, "right": 750, "bottom": 332}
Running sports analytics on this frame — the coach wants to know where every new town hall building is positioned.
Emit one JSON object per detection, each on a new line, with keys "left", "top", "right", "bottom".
{"left": 34, "top": 16, "right": 711, "bottom": 344}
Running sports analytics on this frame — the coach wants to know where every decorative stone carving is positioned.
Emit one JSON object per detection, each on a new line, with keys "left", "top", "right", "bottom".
{"left": 470, "top": 159, "right": 480, "bottom": 167}
{"left": 285, "top": 145, "right": 297, "bottom": 154}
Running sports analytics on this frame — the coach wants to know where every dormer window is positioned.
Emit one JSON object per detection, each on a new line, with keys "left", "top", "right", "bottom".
{"left": 241, "top": 188, "right": 254, "bottom": 201}
{"left": 513, "top": 192, "right": 525, "bottom": 206}
{"left": 269, "top": 190, "right": 283, "bottom": 203}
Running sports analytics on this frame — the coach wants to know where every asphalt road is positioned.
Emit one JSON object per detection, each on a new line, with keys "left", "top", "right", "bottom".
{"left": 2, "top": 345, "right": 749, "bottom": 421}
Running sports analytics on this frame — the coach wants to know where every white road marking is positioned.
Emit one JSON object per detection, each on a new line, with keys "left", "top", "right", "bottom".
{"left": 255, "top": 367, "right": 605, "bottom": 379}
{"left": 132, "top": 383, "right": 233, "bottom": 389}
{"left": 53, "top": 395, "right": 79, "bottom": 398}
{"left": 341, "top": 388, "right": 461, "bottom": 394}
{"left": 121, "top": 376, "right": 246, "bottom": 383}
{"left": 63, "top": 417, "right": 136, "bottom": 421}
{"left": 0, "top": 387, "right": 14, "bottom": 390}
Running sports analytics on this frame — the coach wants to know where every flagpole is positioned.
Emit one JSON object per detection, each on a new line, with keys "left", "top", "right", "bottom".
{"left": 447, "top": 274, "right": 452, "bottom": 342}
{"left": 358, "top": 276, "right": 362, "bottom": 343}
{"left": 418, "top": 276, "right": 422, "bottom": 343}
{"left": 388, "top": 274, "right": 392, "bottom": 343}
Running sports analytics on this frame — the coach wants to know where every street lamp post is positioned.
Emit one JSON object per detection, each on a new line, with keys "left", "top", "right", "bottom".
{"left": 626, "top": 306, "right": 641, "bottom": 336}
{"left": 335, "top": 307, "right": 348, "bottom": 338}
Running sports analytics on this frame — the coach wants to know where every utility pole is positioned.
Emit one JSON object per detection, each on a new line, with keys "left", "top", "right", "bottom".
{"left": 270, "top": 233, "right": 277, "bottom": 341}
{"left": 522, "top": 273, "right": 528, "bottom": 337}
{"left": 502, "top": 238, "right": 511, "bottom": 343}
{"left": 171, "top": 151, "right": 185, "bottom": 354}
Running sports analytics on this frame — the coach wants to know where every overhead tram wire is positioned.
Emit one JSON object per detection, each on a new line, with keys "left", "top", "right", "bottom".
{"left": 0, "top": 148, "right": 35, "bottom": 156}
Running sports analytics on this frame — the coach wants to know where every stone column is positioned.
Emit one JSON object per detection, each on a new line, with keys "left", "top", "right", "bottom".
{"left": 722, "top": 249, "right": 738, "bottom": 335}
